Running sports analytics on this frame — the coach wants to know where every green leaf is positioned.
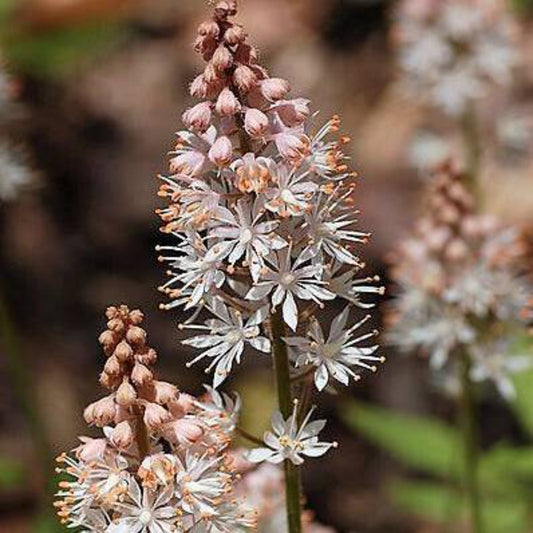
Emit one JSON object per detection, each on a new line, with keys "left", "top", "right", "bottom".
{"left": 390, "top": 480, "right": 530, "bottom": 533}
{"left": 512, "top": 366, "right": 533, "bottom": 439}
{"left": 343, "top": 402, "right": 461, "bottom": 478}
{"left": 482, "top": 444, "right": 533, "bottom": 483}
{"left": 0, "top": 457, "right": 24, "bottom": 489}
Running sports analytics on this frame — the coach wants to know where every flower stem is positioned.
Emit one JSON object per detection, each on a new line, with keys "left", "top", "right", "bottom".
{"left": 460, "top": 105, "right": 481, "bottom": 204}
{"left": 133, "top": 406, "right": 150, "bottom": 460}
{"left": 459, "top": 351, "right": 483, "bottom": 533}
{"left": 271, "top": 308, "right": 303, "bottom": 533}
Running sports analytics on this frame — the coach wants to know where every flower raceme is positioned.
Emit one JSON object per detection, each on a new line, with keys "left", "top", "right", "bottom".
{"left": 388, "top": 163, "right": 532, "bottom": 399}
{"left": 55, "top": 305, "right": 255, "bottom": 532}
{"left": 156, "top": 0, "right": 384, "bottom": 390}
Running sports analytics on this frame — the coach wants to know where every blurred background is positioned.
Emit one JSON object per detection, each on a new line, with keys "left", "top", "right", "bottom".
{"left": 1, "top": 0, "right": 533, "bottom": 531}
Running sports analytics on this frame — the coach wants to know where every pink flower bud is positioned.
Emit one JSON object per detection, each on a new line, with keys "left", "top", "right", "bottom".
{"left": 275, "top": 131, "right": 310, "bottom": 162}
{"left": 76, "top": 437, "right": 107, "bottom": 462}
{"left": 212, "top": 45, "right": 233, "bottom": 71}
{"left": 131, "top": 363, "right": 153, "bottom": 386}
{"left": 110, "top": 421, "right": 134, "bottom": 449}
{"left": 260, "top": 78, "right": 290, "bottom": 102}
{"left": 98, "top": 329, "right": 116, "bottom": 351}
{"left": 190, "top": 75, "right": 209, "bottom": 99}
{"left": 208, "top": 136, "right": 233, "bottom": 167}
{"left": 116, "top": 379, "right": 137, "bottom": 407}
{"left": 163, "top": 418, "right": 204, "bottom": 445}
{"left": 233, "top": 65, "right": 257, "bottom": 93}
{"left": 215, "top": 88, "right": 241, "bottom": 116}
{"left": 103, "top": 355, "right": 121, "bottom": 376}
{"left": 214, "top": 0, "right": 237, "bottom": 20}
{"left": 224, "top": 24, "right": 246, "bottom": 45}
{"left": 169, "top": 151, "right": 206, "bottom": 177}
{"left": 144, "top": 403, "right": 171, "bottom": 430}
{"left": 235, "top": 43, "right": 258, "bottom": 64}
{"left": 114, "top": 340, "right": 133, "bottom": 362}
{"left": 182, "top": 102, "right": 212, "bottom": 132}
{"left": 84, "top": 395, "right": 116, "bottom": 426}
{"left": 126, "top": 325, "right": 146, "bottom": 345}
{"left": 198, "top": 20, "right": 220, "bottom": 39}
{"left": 136, "top": 347, "right": 157, "bottom": 366}
{"left": 153, "top": 381, "right": 178, "bottom": 404}
{"left": 194, "top": 35, "right": 217, "bottom": 61}
{"left": 170, "top": 393, "right": 196, "bottom": 417}
{"left": 276, "top": 98, "right": 311, "bottom": 126}
{"left": 204, "top": 62, "right": 220, "bottom": 84}
{"left": 244, "top": 108, "right": 269, "bottom": 137}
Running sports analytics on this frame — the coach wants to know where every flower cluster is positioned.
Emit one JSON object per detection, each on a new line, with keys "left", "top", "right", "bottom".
{"left": 394, "top": 0, "right": 519, "bottom": 115}
{"left": 0, "top": 59, "right": 32, "bottom": 201}
{"left": 156, "top": 0, "right": 383, "bottom": 392}
{"left": 55, "top": 305, "right": 255, "bottom": 532}
{"left": 388, "top": 163, "right": 531, "bottom": 398}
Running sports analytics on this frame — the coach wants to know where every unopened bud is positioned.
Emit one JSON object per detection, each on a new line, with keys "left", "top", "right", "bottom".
{"left": 198, "top": 20, "right": 220, "bottom": 39}
{"left": 190, "top": 74, "right": 209, "bottom": 99}
{"left": 224, "top": 24, "right": 246, "bottom": 45}
{"left": 208, "top": 136, "right": 233, "bottom": 167}
{"left": 110, "top": 421, "right": 134, "bottom": 449}
{"left": 103, "top": 355, "right": 121, "bottom": 376}
{"left": 131, "top": 363, "right": 154, "bottom": 386}
{"left": 144, "top": 403, "right": 171, "bottom": 430}
{"left": 245, "top": 108, "right": 269, "bottom": 137}
{"left": 260, "top": 78, "right": 290, "bottom": 101}
{"left": 182, "top": 102, "right": 212, "bottom": 132}
{"left": 114, "top": 340, "right": 133, "bottom": 363}
{"left": 215, "top": 88, "right": 241, "bottom": 116}
{"left": 84, "top": 395, "right": 116, "bottom": 426}
{"left": 234, "top": 64, "right": 257, "bottom": 93}
{"left": 163, "top": 418, "right": 204, "bottom": 445}
{"left": 116, "top": 379, "right": 137, "bottom": 407}
{"left": 154, "top": 381, "right": 178, "bottom": 404}
{"left": 212, "top": 45, "right": 233, "bottom": 71}
{"left": 126, "top": 326, "right": 147, "bottom": 345}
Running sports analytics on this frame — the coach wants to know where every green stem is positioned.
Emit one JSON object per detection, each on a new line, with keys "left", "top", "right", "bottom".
{"left": 460, "top": 105, "right": 481, "bottom": 204}
{"left": 459, "top": 351, "right": 483, "bottom": 533}
{"left": 271, "top": 308, "right": 302, "bottom": 533}
{"left": 0, "top": 289, "right": 56, "bottom": 504}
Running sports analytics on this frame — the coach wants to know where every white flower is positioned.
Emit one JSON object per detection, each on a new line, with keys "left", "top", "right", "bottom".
{"left": 210, "top": 199, "right": 287, "bottom": 281}
{"left": 286, "top": 307, "right": 382, "bottom": 391}
{"left": 470, "top": 339, "right": 531, "bottom": 400}
{"left": 107, "top": 479, "right": 176, "bottom": 533}
{"left": 248, "top": 404, "right": 337, "bottom": 465}
{"left": 182, "top": 298, "right": 271, "bottom": 387}
{"left": 246, "top": 247, "right": 335, "bottom": 331}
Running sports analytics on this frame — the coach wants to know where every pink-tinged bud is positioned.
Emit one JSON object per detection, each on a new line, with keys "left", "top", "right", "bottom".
{"left": 163, "top": 418, "right": 204, "bottom": 445}
{"left": 275, "top": 131, "right": 310, "bottom": 162}
{"left": 260, "top": 78, "right": 290, "bottom": 102}
{"left": 182, "top": 102, "right": 212, "bottom": 132}
{"left": 110, "top": 421, "right": 134, "bottom": 449}
{"left": 445, "top": 238, "right": 469, "bottom": 261}
{"left": 107, "top": 317, "right": 125, "bottom": 333}
{"left": 208, "top": 136, "right": 233, "bottom": 167}
{"left": 76, "top": 437, "right": 107, "bottom": 462}
{"left": 224, "top": 24, "right": 246, "bottom": 45}
{"left": 194, "top": 35, "right": 217, "bottom": 61}
{"left": 212, "top": 45, "right": 233, "bottom": 72}
{"left": 244, "top": 108, "right": 269, "bottom": 137}
{"left": 98, "top": 329, "right": 116, "bottom": 350}
{"left": 130, "top": 309, "right": 144, "bottom": 324}
{"left": 103, "top": 355, "right": 121, "bottom": 376}
{"left": 235, "top": 43, "right": 258, "bottom": 64}
{"left": 169, "top": 393, "right": 196, "bottom": 417}
{"left": 114, "top": 340, "right": 133, "bottom": 363}
{"left": 214, "top": 0, "right": 237, "bottom": 20}
{"left": 190, "top": 74, "right": 208, "bottom": 99}
{"left": 215, "top": 88, "right": 241, "bottom": 116}
{"left": 144, "top": 403, "right": 171, "bottom": 430}
{"left": 153, "top": 381, "right": 178, "bottom": 404}
{"left": 233, "top": 65, "right": 257, "bottom": 93}
{"left": 137, "top": 347, "right": 157, "bottom": 366}
{"left": 84, "top": 395, "right": 116, "bottom": 426}
{"left": 198, "top": 20, "right": 220, "bottom": 39}
{"left": 116, "top": 379, "right": 137, "bottom": 407}
{"left": 276, "top": 98, "right": 311, "bottom": 126}
{"left": 131, "top": 363, "right": 153, "bottom": 386}
{"left": 203, "top": 62, "right": 220, "bottom": 84}
{"left": 126, "top": 325, "right": 146, "bottom": 345}
{"left": 169, "top": 152, "right": 206, "bottom": 178}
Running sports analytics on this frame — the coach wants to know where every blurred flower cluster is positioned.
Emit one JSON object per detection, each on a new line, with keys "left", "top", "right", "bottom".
{"left": 388, "top": 163, "right": 531, "bottom": 398}
{"left": 394, "top": 0, "right": 519, "bottom": 115}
